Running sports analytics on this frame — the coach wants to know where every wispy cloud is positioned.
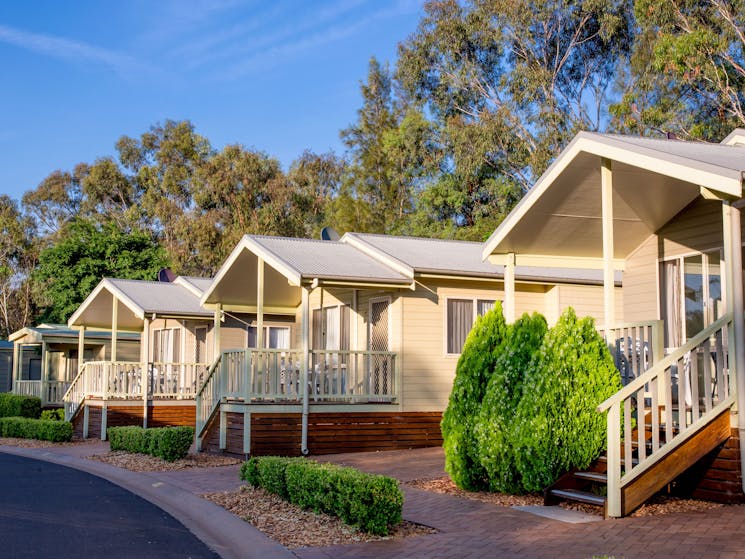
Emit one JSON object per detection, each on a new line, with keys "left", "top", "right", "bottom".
{"left": 0, "top": 23, "right": 151, "bottom": 76}
{"left": 214, "top": 1, "right": 422, "bottom": 81}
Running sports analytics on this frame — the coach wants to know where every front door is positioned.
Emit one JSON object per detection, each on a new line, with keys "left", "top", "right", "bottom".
{"left": 369, "top": 298, "right": 390, "bottom": 395}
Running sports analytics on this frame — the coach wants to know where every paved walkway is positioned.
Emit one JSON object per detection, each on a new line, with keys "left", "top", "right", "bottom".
{"left": 5, "top": 442, "right": 745, "bottom": 559}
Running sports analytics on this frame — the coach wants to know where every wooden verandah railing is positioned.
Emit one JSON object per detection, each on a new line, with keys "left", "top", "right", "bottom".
{"left": 195, "top": 348, "right": 399, "bottom": 449}
{"left": 598, "top": 314, "right": 735, "bottom": 517}
{"left": 14, "top": 380, "right": 71, "bottom": 407}
{"left": 63, "top": 361, "right": 209, "bottom": 422}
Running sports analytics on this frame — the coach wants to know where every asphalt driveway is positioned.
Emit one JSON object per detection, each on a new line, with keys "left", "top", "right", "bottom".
{"left": 0, "top": 452, "right": 219, "bottom": 558}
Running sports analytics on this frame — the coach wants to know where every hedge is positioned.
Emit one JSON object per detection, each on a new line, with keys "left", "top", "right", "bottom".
{"left": 0, "top": 417, "right": 73, "bottom": 442}
{"left": 0, "top": 393, "right": 41, "bottom": 419}
{"left": 475, "top": 312, "right": 547, "bottom": 493}
{"left": 513, "top": 308, "right": 621, "bottom": 492}
{"left": 107, "top": 426, "right": 194, "bottom": 462}
{"left": 441, "top": 303, "right": 509, "bottom": 490}
{"left": 40, "top": 408, "right": 65, "bottom": 421}
{"left": 240, "top": 456, "right": 403, "bottom": 535}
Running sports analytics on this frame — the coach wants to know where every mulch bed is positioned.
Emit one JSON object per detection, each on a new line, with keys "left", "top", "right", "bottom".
{"left": 0, "top": 437, "right": 101, "bottom": 449}
{"left": 203, "top": 485, "right": 435, "bottom": 550}
{"left": 87, "top": 450, "right": 242, "bottom": 471}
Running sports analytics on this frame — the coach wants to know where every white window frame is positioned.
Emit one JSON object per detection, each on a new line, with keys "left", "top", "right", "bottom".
{"left": 151, "top": 326, "right": 185, "bottom": 363}
{"left": 658, "top": 247, "right": 724, "bottom": 347}
{"left": 246, "top": 323, "right": 292, "bottom": 350}
{"left": 443, "top": 296, "right": 498, "bottom": 356}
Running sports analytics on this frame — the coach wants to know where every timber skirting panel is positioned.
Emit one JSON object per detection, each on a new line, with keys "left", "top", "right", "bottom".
{"left": 203, "top": 410, "right": 443, "bottom": 456}
{"left": 688, "top": 429, "right": 745, "bottom": 504}
{"left": 73, "top": 403, "right": 197, "bottom": 439}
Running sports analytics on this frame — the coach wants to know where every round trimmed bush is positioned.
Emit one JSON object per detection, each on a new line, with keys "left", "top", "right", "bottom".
{"left": 475, "top": 312, "right": 547, "bottom": 493}
{"left": 513, "top": 308, "right": 621, "bottom": 492}
{"left": 441, "top": 302, "right": 508, "bottom": 490}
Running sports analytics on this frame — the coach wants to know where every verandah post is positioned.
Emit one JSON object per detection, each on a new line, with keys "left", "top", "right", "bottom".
{"left": 504, "top": 252, "right": 516, "bottom": 323}
{"left": 301, "top": 286, "right": 310, "bottom": 455}
{"left": 601, "top": 157, "right": 616, "bottom": 340}
{"left": 606, "top": 402, "right": 621, "bottom": 517}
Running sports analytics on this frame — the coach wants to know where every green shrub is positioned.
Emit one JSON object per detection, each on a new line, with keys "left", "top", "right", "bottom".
{"left": 40, "top": 408, "right": 65, "bottom": 421}
{"left": 475, "top": 312, "right": 547, "bottom": 493}
{"left": 0, "top": 393, "right": 41, "bottom": 419}
{"left": 513, "top": 308, "right": 621, "bottom": 492}
{"left": 441, "top": 303, "right": 509, "bottom": 490}
{"left": 240, "top": 457, "right": 261, "bottom": 486}
{"left": 242, "top": 456, "right": 403, "bottom": 535}
{"left": 0, "top": 417, "right": 73, "bottom": 442}
{"left": 107, "top": 426, "right": 193, "bottom": 462}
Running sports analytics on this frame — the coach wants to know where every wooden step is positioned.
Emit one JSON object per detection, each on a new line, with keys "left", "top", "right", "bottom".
{"left": 574, "top": 471, "right": 607, "bottom": 483}
{"left": 549, "top": 488, "right": 606, "bottom": 507}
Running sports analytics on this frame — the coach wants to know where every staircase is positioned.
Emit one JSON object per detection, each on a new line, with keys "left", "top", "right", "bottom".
{"left": 547, "top": 314, "right": 735, "bottom": 517}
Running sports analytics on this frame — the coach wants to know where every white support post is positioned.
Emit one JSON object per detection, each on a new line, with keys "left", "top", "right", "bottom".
{"left": 243, "top": 408, "right": 251, "bottom": 455}
{"left": 111, "top": 296, "right": 118, "bottom": 362}
{"left": 723, "top": 202, "right": 745, "bottom": 494}
{"left": 213, "top": 305, "right": 222, "bottom": 356}
{"left": 257, "top": 258, "right": 265, "bottom": 350}
{"left": 601, "top": 158, "right": 616, "bottom": 338}
{"left": 142, "top": 317, "right": 150, "bottom": 429}
{"left": 606, "top": 402, "right": 622, "bottom": 517}
{"left": 83, "top": 405, "right": 89, "bottom": 439}
{"left": 41, "top": 341, "right": 49, "bottom": 407}
{"left": 219, "top": 408, "right": 227, "bottom": 450}
{"left": 504, "top": 252, "right": 516, "bottom": 323}
{"left": 77, "top": 326, "right": 86, "bottom": 374}
{"left": 301, "top": 286, "right": 310, "bottom": 455}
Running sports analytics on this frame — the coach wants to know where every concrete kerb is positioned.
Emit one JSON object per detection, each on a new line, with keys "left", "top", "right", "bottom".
{"left": 0, "top": 445, "right": 294, "bottom": 559}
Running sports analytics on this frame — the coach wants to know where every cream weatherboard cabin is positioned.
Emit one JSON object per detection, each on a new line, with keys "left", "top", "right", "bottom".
{"left": 62, "top": 232, "right": 617, "bottom": 455}
{"left": 10, "top": 324, "right": 139, "bottom": 408}
{"left": 483, "top": 128, "right": 745, "bottom": 516}
{"left": 64, "top": 275, "right": 260, "bottom": 437}
{"left": 193, "top": 232, "right": 620, "bottom": 456}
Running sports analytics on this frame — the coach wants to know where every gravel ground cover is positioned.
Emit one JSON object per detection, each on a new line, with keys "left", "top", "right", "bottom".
{"left": 87, "top": 450, "right": 241, "bottom": 471}
{"left": 203, "top": 486, "right": 435, "bottom": 550}
{"left": 407, "top": 476, "right": 727, "bottom": 517}
{"left": 0, "top": 437, "right": 100, "bottom": 449}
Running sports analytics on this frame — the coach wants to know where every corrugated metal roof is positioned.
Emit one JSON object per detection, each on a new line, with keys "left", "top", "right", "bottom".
{"left": 592, "top": 132, "right": 745, "bottom": 173}
{"left": 249, "top": 236, "right": 412, "bottom": 283}
{"left": 346, "top": 233, "right": 498, "bottom": 277}
{"left": 13, "top": 326, "right": 139, "bottom": 341}
{"left": 346, "top": 233, "right": 620, "bottom": 284}
{"left": 178, "top": 276, "right": 212, "bottom": 294}
{"left": 108, "top": 279, "right": 212, "bottom": 316}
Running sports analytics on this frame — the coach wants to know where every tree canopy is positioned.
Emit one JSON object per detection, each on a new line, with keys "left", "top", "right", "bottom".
{"left": 3, "top": 0, "right": 745, "bottom": 333}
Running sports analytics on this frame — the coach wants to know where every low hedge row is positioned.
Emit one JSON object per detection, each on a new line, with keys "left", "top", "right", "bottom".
{"left": 0, "top": 393, "right": 41, "bottom": 419}
{"left": 40, "top": 408, "right": 65, "bottom": 421}
{"left": 107, "top": 426, "right": 194, "bottom": 462}
{"left": 0, "top": 417, "right": 73, "bottom": 442}
{"left": 240, "top": 456, "right": 403, "bottom": 535}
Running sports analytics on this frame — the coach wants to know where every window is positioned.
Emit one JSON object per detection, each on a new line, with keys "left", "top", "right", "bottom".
{"left": 247, "top": 325, "right": 291, "bottom": 349}
{"left": 659, "top": 249, "right": 723, "bottom": 348}
{"left": 312, "top": 305, "right": 350, "bottom": 350}
{"left": 153, "top": 328, "right": 181, "bottom": 363}
{"left": 446, "top": 298, "right": 497, "bottom": 354}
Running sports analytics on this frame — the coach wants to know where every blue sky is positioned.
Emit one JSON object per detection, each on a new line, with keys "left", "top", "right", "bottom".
{"left": 0, "top": 0, "right": 425, "bottom": 202}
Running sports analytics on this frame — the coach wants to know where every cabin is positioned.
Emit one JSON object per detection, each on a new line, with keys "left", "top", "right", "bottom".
{"left": 0, "top": 340, "right": 13, "bottom": 393}
{"left": 194, "top": 232, "right": 621, "bottom": 456}
{"left": 9, "top": 324, "right": 139, "bottom": 407}
{"left": 482, "top": 128, "right": 745, "bottom": 516}
{"left": 64, "top": 275, "right": 281, "bottom": 437}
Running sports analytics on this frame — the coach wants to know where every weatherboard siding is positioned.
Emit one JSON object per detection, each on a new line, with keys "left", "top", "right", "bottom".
{"left": 623, "top": 197, "right": 724, "bottom": 323}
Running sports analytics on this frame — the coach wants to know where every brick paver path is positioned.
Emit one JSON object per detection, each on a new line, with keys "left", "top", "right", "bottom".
{"left": 297, "top": 447, "right": 745, "bottom": 559}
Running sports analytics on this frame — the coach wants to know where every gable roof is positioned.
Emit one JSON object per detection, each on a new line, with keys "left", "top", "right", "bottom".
{"left": 68, "top": 277, "right": 212, "bottom": 330}
{"left": 482, "top": 131, "right": 745, "bottom": 263}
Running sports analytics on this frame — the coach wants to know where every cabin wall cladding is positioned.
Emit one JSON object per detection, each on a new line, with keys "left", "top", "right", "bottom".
{"left": 203, "top": 411, "right": 444, "bottom": 456}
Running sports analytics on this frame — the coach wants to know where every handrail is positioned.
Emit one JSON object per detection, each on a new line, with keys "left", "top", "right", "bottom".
{"left": 196, "top": 356, "right": 222, "bottom": 399}
{"left": 598, "top": 314, "right": 731, "bottom": 412}
{"left": 599, "top": 313, "right": 734, "bottom": 517}
{"left": 62, "top": 361, "right": 89, "bottom": 402}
